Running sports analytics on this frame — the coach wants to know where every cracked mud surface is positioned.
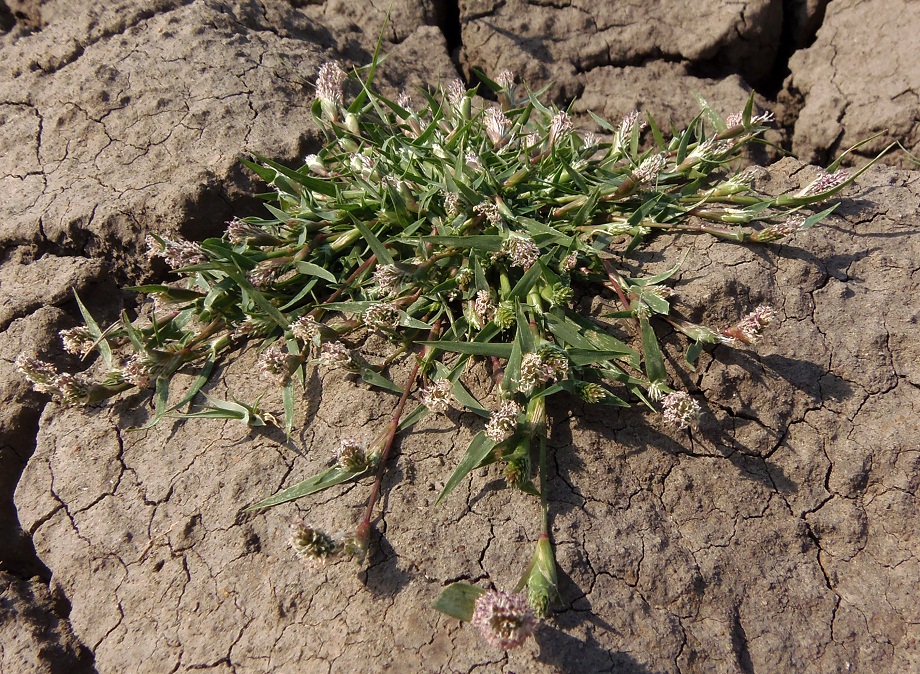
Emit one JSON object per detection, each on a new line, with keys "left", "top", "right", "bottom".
{"left": 12, "top": 160, "right": 920, "bottom": 673}
{"left": 2, "top": 1, "right": 919, "bottom": 672}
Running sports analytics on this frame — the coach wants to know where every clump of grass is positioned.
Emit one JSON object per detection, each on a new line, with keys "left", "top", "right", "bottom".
{"left": 19, "top": 49, "right": 888, "bottom": 649}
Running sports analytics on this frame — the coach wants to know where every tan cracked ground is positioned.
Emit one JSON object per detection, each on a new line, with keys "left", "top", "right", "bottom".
{"left": 3, "top": 1, "right": 920, "bottom": 672}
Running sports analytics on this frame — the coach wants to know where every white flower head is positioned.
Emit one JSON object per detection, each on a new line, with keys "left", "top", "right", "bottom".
{"left": 485, "top": 400, "right": 522, "bottom": 443}
{"left": 420, "top": 379, "right": 454, "bottom": 414}
{"left": 661, "top": 391, "right": 701, "bottom": 430}
{"left": 471, "top": 590, "right": 537, "bottom": 649}
{"left": 315, "top": 62, "right": 347, "bottom": 105}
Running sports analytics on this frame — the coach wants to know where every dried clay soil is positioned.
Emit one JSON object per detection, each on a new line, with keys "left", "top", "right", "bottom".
{"left": 2, "top": 1, "right": 919, "bottom": 673}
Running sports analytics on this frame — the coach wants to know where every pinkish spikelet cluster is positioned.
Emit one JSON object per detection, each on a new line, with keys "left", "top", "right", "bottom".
{"left": 661, "top": 391, "right": 701, "bottom": 430}
{"left": 615, "top": 110, "right": 646, "bottom": 149}
{"left": 722, "top": 305, "right": 777, "bottom": 344}
{"left": 371, "top": 264, "right": 405, "bottom": 297}
{"left": 561, "top": 252, "right": 579, "bottom": 273}
{"left": 363, "top": 303, "right": 401, "bottom": 331}
{"left": 548, "top": 111, "right": 573, "bottom": 145}
{"left": 446, "top": 79, "right": 466, "bottom": 108}
{"left": 518, "top": 349, "right": 568, "bottom": 393}
{"left": 248, "top": 263, "right": 276, "bottom": 289}
{"left": 396, "top": 91, "right": 413, "bottom": 110}
{"left": 226, "top": 218, "right": 264, "bottom": 245}
{"left": 484, "top": 107, "right": 512, "bottom": 145}
{"left": 315, "top": 62, "right": 347, "bottom": 105}
{"left": 726, "top": 110, "right": 774, "bottom": 128}
{"left": 503, "top": 234, "right": 540, "bottom": 270}
{"left": 54, "top": 373, "right": 92, "bottom": 406}
{"left": 258, "top": 342, "right": 291, "bottom": 385}
{"left": 798, "top": 170, "right": 850, "bottom": 198}
{"left": 16, "top": 355, "right": 94, "bottom": 405}
{"left": 16, "top": 355, "right": 61, "bottom": 394}
{"left": 420, "top": 379, "right": 454, "bottom": 414}
{"left": 444, "top": 192, "right": 462, "bottom": 218}
{"left": 59, "top": 327, "right": 94, "bottom": 357}
{"left": 336, "top": 437, "right": 373, "bottom": 472}
{"left": 291, "top": 315, "right": 322, "bottom": 343}
{"left": 121, "top": 355, "right": 154, "bottom": 388}
{"left": 474, "top": 290, "right": 496, "bottom": 326}
{"left": 465, "top": 152, "right": 483, "bottom": 171}
{"left": 751, "top": 215, "right": 806, "bottom": 243}
{"left": 473, "top": 201, "right": 502, "bottom": 226}
{"left": 317, "top": 341, "right": 356, "bottom": 370}
{"left": 145, "top": 235, "right": 208, "bottom": 269}
{"left": 633, "top": 154, "right": 665, "bottom": 184}
{"left": 495, "top": 69, "right": 515, "bottom": 90}
{"left": 471, "top": 590, "right": 537, "bottom": 650}
{"left": 484, "top": 400, "right": 522, "bottom": 443}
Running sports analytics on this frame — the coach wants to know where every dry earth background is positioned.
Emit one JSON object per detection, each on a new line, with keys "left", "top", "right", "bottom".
{"left": 1, "top": 0, "right": 919, "bottom": 672}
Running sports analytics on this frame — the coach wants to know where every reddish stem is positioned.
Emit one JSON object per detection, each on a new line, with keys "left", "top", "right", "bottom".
{"left": 359, "top": 321, "right": 442, "bottom": 528}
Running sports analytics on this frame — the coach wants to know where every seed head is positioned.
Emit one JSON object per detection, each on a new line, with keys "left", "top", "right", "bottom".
{"left": 455, "top": 266, "right": 474, "bottom": 290}
{"left": 474, "top": 290, "right": 496, "bottom": 327}
{"left": 291, "top": 315, "right": 322, "bottom": 343}
{"left": 420, "top": 379, "right": 454, "bottom": 414}
{"left": 363, "top": 303, "right": 401, "bottom": 331}
{"left": 289, "top": 523, "right": 341, "bottom": 564}
{"left": 577, "top": 381, "right": 607, "bottom": 404}
{"left": 465, "top": 153, "right": 483, "bottom": 171}
{"left": 539, "top": 346, "right": 568, "bottom": 381}
{"left": 495, "top": 69, "right": 515, "bottom": 90}
{"left": 519, "top": 353, "right": 547, "bottom": 393}
{"left": 371, "top": 264, "right": 405, "bottom": 297}
{"left": 303, "top": 154, "right": 327, "bottom": 176}
{"left": 471, "top": 590, "right": 537, "bottom": 650}
{"left": 633, "top": 153, "right": 665, "bottom": 184}
{"left": 336, "top": 437, "right": 375, "bottom": 472}
{"left": 731, "top": 166, "right": 769, "bottom": 186}
{"left": 16, "top": 355, "right": 60, "bottom": 394}
{"left": 750, "top": 215, "right": 806, "bottom": 243}
{"left": 614, "top": 110, "right": 646, "bottom": 151}
{"left": 722, "top": 305, "right": 777, "bottom": 344}
{"left": 797, "top": 170, "right": 850, "bottom": 198}
{"left": 561, "top": 252, "right": 579, "bottom": 273}
{"left": 503, "top": 234, "right": 540, "bottom": 270}
{"left": 315, "top": 62, "right": 347, "bottom": 106}
{"left": 661, "top": 391, "right": 701, "bottom": 430}
{"left": 646, "top": 381, "right": 667, "bottom": 402}
{"left": 146, "top": 235, "right": 207, "bottom": 269}
{"left": 55, "top": 372, "right": 93, "bottom": 406}
{"left": 258, "top": 342, "right": 292, "bottom": 385}
{"left": 485, "top": 400, "right": 522, "bottom": 443}
{"left": 446, "top": 79, "right": 466, "bottom": 108}
{"left": 317, "top": 341, "right": 358, "bottom": 370}
{"left": 484, "top": 107, "right": 512, "bottom": 145}
{"left": 494, "top": 301, "right": 516, "bottom": 330}
{"left": 549, "top": 284, "right": 574, "bottom": 308}
{"left": 248, "top": 262, "right": 276, "bottom": 289}
{"left": 59, "top": 326, "right": 95, "bottom": 357}
{"left": 121, "top": 355, "right": 155, "bottom": 388}
{"left": 504, "top": 454, "right": 529, "bottom": 489}
{"left": 473, "top": 201, "right": 502, "bottom": 226}
{"left": 548, "top": 111, "right": 573, "bottom": 146}
{"left": 396, "top": 91, "right": 413, "bottom": 110}
{"left": 226, "top": 218, "right": 267, "bottom": 245}
{"left": 444, "top": 192, "right": 462, "bottom": 218}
